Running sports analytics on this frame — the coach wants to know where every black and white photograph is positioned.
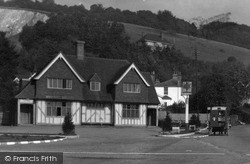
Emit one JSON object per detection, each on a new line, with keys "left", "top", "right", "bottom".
{"left": 0, "top": 0, "right": 250, "bottom": 163}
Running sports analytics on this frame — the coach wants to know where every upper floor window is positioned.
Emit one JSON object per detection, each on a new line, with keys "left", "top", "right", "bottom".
{"left": 90, "top": 81, "right": 101, "bottom": 91}
{"left": 164, "top": 86, "right": 168, "bottom": 95}
{"left": 47, "top": 78, "right": 72, "bottom": 89}
{"left": 123, "top": 83, "right": 141, "bottom": 93}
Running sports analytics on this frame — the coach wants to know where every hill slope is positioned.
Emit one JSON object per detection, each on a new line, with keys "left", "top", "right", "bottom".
{"left": 122, "top": 22, "right": 250, "bottom": 65}
{"left": 0, "top": 7, "right": 49, "bottom": 37}
{"left": 1, "top": 7, "right": 250, "bottom": 66}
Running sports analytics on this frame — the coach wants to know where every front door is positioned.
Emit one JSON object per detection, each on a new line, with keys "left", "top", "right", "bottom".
{"left": 20, "top": 104, "right": 33, "bottom": 124}
{"left": 147, "top": 108, "right": 156, "bottom": 126}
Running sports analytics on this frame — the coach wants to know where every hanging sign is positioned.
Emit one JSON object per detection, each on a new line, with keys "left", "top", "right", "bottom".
{"left": 182, "top": 81, "right": 192, "bottom": 95}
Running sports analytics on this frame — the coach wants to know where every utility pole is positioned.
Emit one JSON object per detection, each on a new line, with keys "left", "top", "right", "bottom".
{"left": 194, "top": 48, "right": 199, "bottom": 116}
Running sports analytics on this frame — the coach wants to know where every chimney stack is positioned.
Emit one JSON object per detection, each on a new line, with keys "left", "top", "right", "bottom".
{"left": 173, "top": 72, "right": 182, "bottom": 86}
{"left": 150, "top": 71, "right": 155, "bottom": 83}
{"left": 76, "top": 41, "right": 85, "bottom": 60}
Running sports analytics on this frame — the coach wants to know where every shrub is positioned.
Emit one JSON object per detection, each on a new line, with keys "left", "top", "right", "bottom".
{"left": 62, "top": 113, "right": 75, "bottom": 135}
{"left": 189, "top": 114, "right": 201, "bottom": 128}
{"left": 162, "top": 112, "right": 172, "bottom": 132}
{"left": 166, "top": 102, "right": 185, "bottom": 113}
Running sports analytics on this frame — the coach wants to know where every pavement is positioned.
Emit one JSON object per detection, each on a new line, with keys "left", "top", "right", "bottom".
{"left": 0, "top": 125, "right": 249, "bottom": 164}
{"left": 0, "top": 125, "right": 65, "bottom": 135}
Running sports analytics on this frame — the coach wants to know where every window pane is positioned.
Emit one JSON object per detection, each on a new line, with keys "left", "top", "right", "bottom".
{"left": 135, "top": 109, "right": 139, "bottom": 118}
{"left": 90, "top": 82, "right": 100, "bottom": 91}
{"left": 123, "top": 83, "right": 140, "bottom": 93}
{"left": 47, "top": 107, "right": 51, "bottom": 116}
{"left": 57, "top": 102, "right": 62, "bottom": 106}
{"left": 57, "top": 107, "right": 61, "bottom": 116}
{"left": 47, "top": 79, "right": 52, "bottom": 88}
{"left": 66, "top": 80, "right": 72, "bottom": 89}
{"left": 131, "top": 84, "right": 135, "bottom": 92}
{"left": 122, "top": 104, "right": 140, "bottom": 118}
{"left": 47, "top": 101, "right": 52, "bottom": 106}
{"left": 94, "top": 82, "right": 97, "bottom": 89}
{"left": 58, "top": 79, "right": 63, "bottom": 88}
{"left": 96, "top": 82, "right": 100, "bottom": 91}
{"left": 66, "top": 102, "right": 71, "bottom": 107}
{"left": 52, "top": 107, "right": 57, "bottom": 116}
{"left": 131, "top": 109, "right": 135, "bottom": 118}
{"left": 136, "top": 84, "right": 141, "bottom": 93}
{"left": 66, "top": 108, "right": 71, "bottom": 115}
{"left": 123, "top": 84, "right": 126, "bottom": 92}
{"left": 63, "top": 79, "right": 66, "bottom": 88}
{"left": 90, "top": 82, "right": 94, "bottom": 90}
{"left": 122, "top": 109, "right": 126, "bottom": 118}
{"left": 52, "top": 79, "right": 57, "bottom": 88}
{"left": 61, "top": 107, "right": 66, "bottom": 116}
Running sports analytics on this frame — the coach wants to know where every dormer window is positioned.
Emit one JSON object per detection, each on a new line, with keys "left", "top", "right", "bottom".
{"left": 90, "top": 82, "right": 101, "bottom": 91}
{"left": 89, "top": 73, "right": 102, "bottom": 92}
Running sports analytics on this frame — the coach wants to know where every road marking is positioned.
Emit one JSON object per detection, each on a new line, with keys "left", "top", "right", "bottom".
{"left": 0, "top": 150, "right": 225, "bottom": 156}
{"left": 63, "top": 152, "right": 225, "bottom": 155}
{"left": 6, "top": 142, "right": 15, "bottom": 145}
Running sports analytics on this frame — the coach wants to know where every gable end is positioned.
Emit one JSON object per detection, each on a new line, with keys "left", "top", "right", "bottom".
{"left": 34, "top": 52, "right": 85, "bottom": 83}
{"left": 114, "top": 63, "right": 150, "bottom": 87}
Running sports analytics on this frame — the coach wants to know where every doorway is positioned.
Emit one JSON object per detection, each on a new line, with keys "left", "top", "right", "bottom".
{"left": 147, "top": 108, "right": 156, "bottom": 126}
{"left": 20, "top": 104, "right": 33, "bottom": 124}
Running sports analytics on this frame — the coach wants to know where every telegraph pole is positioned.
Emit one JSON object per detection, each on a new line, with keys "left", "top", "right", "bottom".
{"left": 194, "top": 48, "right": 199, "bottom": 116}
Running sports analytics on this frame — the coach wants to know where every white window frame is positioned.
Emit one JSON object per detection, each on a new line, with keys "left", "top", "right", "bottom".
{"left": 123, "top": 83, "right": 141, "bottom": 93}
{"left": 46, "top": 101, "right": 71, "bottom": 117}
{"left": 47, "top": 78, "right": 72, "bottom": 89}
{"left": 122, "top": 104, "right": 140, "bottom": 118}
{"left": 90, "top": 81, "right": 101, "bottom": 91}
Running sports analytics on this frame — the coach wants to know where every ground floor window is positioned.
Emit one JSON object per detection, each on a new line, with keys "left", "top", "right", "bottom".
{"left": 122, "top": 104, "right": 140, "bottom": 118}
{"left": 86, "top": 103, "right": 105, "bottom": 108}
{"left": 46, "top": 101, "right": 71, "bottom": 116}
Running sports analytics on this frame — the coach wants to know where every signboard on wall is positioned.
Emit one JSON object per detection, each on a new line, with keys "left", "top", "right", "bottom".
{"left": 182, "top": 81, "right": 192, "bottom": 95}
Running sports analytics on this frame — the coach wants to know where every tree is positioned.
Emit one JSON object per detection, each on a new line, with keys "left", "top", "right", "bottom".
{"left": 189, "top": 114, "right": 201, "bottom": 128}
{"left": 0, "top": 32, "right": 17, "bottom": 102}
{"left": 162, "top": 112, "right": 172, "bottom": 132}
{"left": 42, "top": 0, "right": 55, "bottom": 5}
{"left": 166, "top": 102, "right": 185, "bottom": 113}
{"left": 62, "top": 113, "right": 75, "bottom": 135}
{"left": 0, "top": 32, "right": 18, "bottom": 124}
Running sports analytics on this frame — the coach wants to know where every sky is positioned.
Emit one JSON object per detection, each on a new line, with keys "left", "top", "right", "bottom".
{"left": 54, "top": 0, "right": 250, "bottom": 26}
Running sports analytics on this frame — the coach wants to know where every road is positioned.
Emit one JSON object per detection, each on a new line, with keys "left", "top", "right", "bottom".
{"left": 0, "top": 125, "right": 250, "bottom": 164}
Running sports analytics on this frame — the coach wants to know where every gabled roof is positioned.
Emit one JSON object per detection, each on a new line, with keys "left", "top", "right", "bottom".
{"left": 34, "top": 52, "right": 85, "bottom": 83}
{"left": 142, "top": 72, "right": 160, "bottom": 104}
{"left": 15, "top": 82, "right": 35, "bottom": 99}
{"left": 65, "top": 55, "right": 130, "bottom": 102}
{"left": 90, "top": 73, "right": 101, "bottom": 82}
{"left": 114, "top": 63, "right": 150, "bottom": 87}
{"left": 17, "top": 53, "right": 159, "bottom": 104}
